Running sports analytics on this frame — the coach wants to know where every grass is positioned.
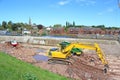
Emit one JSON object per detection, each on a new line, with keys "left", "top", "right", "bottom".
{"left": 0, "top": 52, "right": 69, "bottom": 80}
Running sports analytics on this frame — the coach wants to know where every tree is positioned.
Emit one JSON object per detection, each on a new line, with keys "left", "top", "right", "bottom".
{"left": 0, "top": 24, "right": 1, "bottom": 28}
{"left": 8, "top": 21, "right": 13, "bottom": 31}
{"left": 66, "top": 21, "right": 72, "bottom": 27}
{"left": 91, "top": 25, "right": 96, "bottom": 28}
{"left": 65, "top": 21, "right": 73, "bottom": 31}
{"left": 2, "top": 21, "right": 7, "bottom": 29}
{"left": 73, "top": 21, "right": 75, "bottom": 27}
{"left": 24, "top": 23, "right": 33, "bottom": 30}
{"left": 75, "top": 25, "right": 85, "bottom": 28}
{"left": 95, "top": 25, "right": 105, "bottom": 30}
{"left": 66, "top": 21, "right": 69, "bottom": 27}
{"left": 12, "top": 23, "right": 18, "bottom": 31}
{"left": 53, "top": 24, "right": 62, "bottom": 27}
{"left": 37, "top": 24, "right": 44, "bottom": 30}
{"left": 0, "top": 24, "right": 4, "bottom": 30}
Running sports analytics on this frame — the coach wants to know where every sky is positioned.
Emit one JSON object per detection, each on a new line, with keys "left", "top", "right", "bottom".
{"left": 0, "top": 0, "right": 120, "bottom": 27}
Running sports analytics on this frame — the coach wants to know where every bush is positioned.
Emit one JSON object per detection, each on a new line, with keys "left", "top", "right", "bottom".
{"left": 23, "top": 72, "right": 38, "bottom": 80}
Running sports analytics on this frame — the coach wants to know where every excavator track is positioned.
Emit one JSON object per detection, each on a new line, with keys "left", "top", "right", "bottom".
{"left": 48, "top": 58, "right": 72, "bottom": 65}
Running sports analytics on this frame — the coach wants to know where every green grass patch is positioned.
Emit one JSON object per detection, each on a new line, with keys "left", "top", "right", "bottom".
{"left": 0, "top": 52, "right": 68, "bottom": 80}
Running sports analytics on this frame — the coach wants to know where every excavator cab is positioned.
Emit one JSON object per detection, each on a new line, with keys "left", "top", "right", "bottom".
{"left": 59, "top": 41, "right": 70, "bottom": 50}
{"left": 59, "top": 41, "right": 83, "bottom": 56}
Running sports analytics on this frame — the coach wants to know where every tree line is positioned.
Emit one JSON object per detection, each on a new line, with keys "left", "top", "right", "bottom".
{"left": 0, "top": 21, "right": 120, "bottom": 32}
{"left": 0, "top": 21, "right": 32, "bottom": 31}
{"left": 52, "top": 21, "right": 120, "bottom": 30}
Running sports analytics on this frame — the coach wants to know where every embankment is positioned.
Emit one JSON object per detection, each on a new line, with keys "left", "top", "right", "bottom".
{"left": 0, "top": 36, "right": 120, "bottom": 55}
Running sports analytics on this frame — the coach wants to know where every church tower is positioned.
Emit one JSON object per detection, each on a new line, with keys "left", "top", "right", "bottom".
{"left": 29, "top": 17, "right": 32, "bottom": 26}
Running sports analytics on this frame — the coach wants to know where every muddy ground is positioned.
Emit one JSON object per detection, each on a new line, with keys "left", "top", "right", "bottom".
{"left": 0, "top": 42, "right": 120, "bottom": 80}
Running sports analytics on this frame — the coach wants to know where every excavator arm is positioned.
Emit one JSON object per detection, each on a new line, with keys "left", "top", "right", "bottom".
{"left": 94, "top": 43, "right": 108, "bottom": 66}
{"left": 62, "top": 42, "right": 108, "bottom": 66}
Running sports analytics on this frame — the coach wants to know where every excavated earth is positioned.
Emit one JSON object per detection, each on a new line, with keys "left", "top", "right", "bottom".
{"left": 0, "top": 42, "right": 120, "bottom": 80}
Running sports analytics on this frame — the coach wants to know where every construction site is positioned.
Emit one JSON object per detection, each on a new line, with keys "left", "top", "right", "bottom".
{"left": 0, "top": 36, "right": 120, "bottom": 80}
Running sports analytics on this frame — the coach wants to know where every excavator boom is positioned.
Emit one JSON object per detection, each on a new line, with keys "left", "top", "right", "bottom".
{"left": 61, "top": 42, "right": 108, "bottom": 65}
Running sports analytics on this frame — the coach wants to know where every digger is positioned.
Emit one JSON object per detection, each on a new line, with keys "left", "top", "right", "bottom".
{"left": 47, "top": 41, "right": 109, "bottom": 73}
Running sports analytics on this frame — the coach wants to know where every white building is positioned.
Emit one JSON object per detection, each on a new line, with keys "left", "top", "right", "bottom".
{"left": 22, "top": 30, "right": 31, "bottom": 35}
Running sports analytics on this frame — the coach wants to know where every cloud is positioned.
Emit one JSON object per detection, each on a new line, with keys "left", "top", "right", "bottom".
{"left": 75, "top": 0, "right": 96, "bottom": 6}
{"left": 97, "top": 8, "right": 114, "bottom": 16}
{"left": 50, "top": 0, "right": 71, "bottom": 8}
{"left": 58, "top": 0, "right": 71, "bottom": 6}
{"left": 75, "top": 0, "right": 86, "bottom": 2}
{"left": 104, "top": 0, "right": 114, "bottom": 4}
{"left": 53, "top": 0, "right": 96, "bottom": 7}
{"left": 107, "top": 8, "right": 114, "bottom": 12}
{"left": 98, "top": 12, "right": 103, "bottom": 15}
{"left": 88, "top": 0, "right": 96, "bottom": 4}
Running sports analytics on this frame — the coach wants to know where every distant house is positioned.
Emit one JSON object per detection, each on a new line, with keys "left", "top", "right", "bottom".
{"left": 49, "top": 27, "right": 120, "bottom": 36}
{"left": 67, "top": 27, "right": 80, "bottom": 34}
{"left": 105, "top": 29, "right": 120, "bottom": 35}
{"left": 22, "top": 30, "right": 31, "bottom": 35}
{"left": 46, "top": 27, "right": 51, "bottom": 31}
{"left": 32, "top": 25, "right": 38, "bottom": 30}
{"left": 67, "top": 27, "right": 105, "bottom": 35}
{"left": 50, "top": 27, "right": 65, "bottom": 35}
{"left": 114, "top": 30, "right": 120, "bottom": 35}
{"left": 79, "top": 27, "right": 92, "bottom": 34}
{"left": 88, "top": 28, "right": 105, "bottom": 34}
{"left": 0, "top": 30, "right": 7, "bottom": 35}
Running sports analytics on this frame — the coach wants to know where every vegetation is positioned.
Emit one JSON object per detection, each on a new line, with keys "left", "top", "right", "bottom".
{"left": 0, "top": 20, "right": 120, "bottom": 31}
{"left": 0, "top": 21, "right": 33, "bottom": 32}
{"left": 37, "top": 24, "right": 44, "bottom": 30}
{"left": 0, "top": 52, "right": 68, "bottom": 80}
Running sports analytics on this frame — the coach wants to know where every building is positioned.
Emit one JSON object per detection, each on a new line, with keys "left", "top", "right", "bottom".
{"left": 50, "top": 27, "right": 65, "bottom": 35}
{"left": 22, "top": 30, "right": 31, "bottom": 35}
{"left": 67, "top": 27, "right": 80, "bottom": 34}
{"left": 0, "top": 30, "right": 7, "bottom": 35}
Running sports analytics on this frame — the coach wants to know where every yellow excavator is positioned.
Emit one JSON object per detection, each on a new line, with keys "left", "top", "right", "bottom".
{"left": 47, "top": 41, "right": 108, "bottom": 73}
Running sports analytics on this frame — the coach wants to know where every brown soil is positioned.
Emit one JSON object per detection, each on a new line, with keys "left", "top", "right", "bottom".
{"left": 0, "top": 43, "right": 120, "bottom": 80}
